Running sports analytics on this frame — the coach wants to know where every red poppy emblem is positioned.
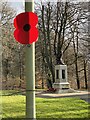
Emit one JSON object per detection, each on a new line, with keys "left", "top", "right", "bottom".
{"left": 14, "top": 12, "right": 38, "bottom": 44}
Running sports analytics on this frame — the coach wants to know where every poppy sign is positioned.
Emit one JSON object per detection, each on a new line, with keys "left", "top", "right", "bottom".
{"left": 14, "top": 12, "right": 38, "bottom": 44}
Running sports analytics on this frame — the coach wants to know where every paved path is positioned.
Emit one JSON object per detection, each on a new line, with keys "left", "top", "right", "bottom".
{"left": 36, "top": 91, "right": 90, "bottom": 103}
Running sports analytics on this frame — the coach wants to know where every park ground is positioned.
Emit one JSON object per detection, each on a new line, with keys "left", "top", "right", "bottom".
{"left": 0, "top": 90, "right": 90, "bottom": 119}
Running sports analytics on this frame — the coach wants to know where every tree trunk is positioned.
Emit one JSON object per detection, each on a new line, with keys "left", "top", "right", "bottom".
{"left": 42, "top": 57, "right": 44, "bottom": 89}
{"left": 73, "top": 32, "right": 80, "bottom": 89}
{"left": 5, "top": 59, "right": 9, "bottom": 89}
{"left": 75, "top": 55, "right": 80, "bottom": 89}
{"left": 83, "top": 59, "right": 88, "bottom": 89}
{"left": 19, "top": 51, "right": 22, "bottom": 88}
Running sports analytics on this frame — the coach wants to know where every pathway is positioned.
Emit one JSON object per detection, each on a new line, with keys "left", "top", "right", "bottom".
{"left": 36, "top": 91, "right": 90, "bottom": 103}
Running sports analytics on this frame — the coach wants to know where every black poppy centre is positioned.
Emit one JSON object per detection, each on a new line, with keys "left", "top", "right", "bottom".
{"left": 23, "top": 24, "right": 31, "bottom": 32}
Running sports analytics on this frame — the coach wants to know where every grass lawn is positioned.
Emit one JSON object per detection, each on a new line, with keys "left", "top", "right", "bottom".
{"left": 1, "top": 90, "right": 90, "bottom": 119}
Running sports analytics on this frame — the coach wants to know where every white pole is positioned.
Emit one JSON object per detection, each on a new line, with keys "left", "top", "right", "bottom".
{"left": 25, "top": 0, "right": 36, "bottom": 119}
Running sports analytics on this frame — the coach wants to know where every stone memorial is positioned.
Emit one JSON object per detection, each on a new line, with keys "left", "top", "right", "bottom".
{"left": 53, "top": 65, "right": 74, "bottom": 93}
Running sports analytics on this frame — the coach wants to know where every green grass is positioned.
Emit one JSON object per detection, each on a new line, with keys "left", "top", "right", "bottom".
{"left": 1, "top": 90, "right": 90, "bottom": 119}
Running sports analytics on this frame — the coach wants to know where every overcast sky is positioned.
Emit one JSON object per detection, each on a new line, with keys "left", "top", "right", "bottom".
{"left": 8, "top": 0, "right": 89, "bottom": 14}
{"left": 10, "top": 1, "right": 24, "bottom": 14}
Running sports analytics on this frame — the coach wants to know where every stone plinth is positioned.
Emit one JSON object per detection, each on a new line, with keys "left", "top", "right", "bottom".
{"left": 54, "top": 82, "right": 70, "bottom": 89}
{"left": 53, "top": 65, "right": 74, "bottom": 93}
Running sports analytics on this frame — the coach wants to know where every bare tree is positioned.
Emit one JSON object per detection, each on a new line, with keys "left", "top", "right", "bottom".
{"left": 1, "top": 2, "right": 26, "bottom": 89}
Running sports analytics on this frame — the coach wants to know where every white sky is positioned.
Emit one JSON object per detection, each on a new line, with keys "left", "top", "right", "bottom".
{"left": 1, "top": 0, "right": 89, "bottom": 3}
{"left": 4, "top": 0, "right": 90, "bottom": 14}
{"left": 10, "top": 2, "right": 24, "bottom": 14}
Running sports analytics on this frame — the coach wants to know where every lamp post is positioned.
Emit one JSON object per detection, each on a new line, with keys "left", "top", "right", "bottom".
{"left": 25, "top": 0, "right": 36, "bottom": 119}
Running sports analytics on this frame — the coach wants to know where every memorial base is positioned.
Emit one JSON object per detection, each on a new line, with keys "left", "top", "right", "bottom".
{"left": 53, "top": 82, "right": 75, "bottom": 94}
{"left": 54, "top": 64, "right": 75, "bottom": 94}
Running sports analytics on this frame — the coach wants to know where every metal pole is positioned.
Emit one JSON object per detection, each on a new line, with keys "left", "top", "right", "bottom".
{"left": 25, "top": 0, "right": 36, "bottom": 119}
